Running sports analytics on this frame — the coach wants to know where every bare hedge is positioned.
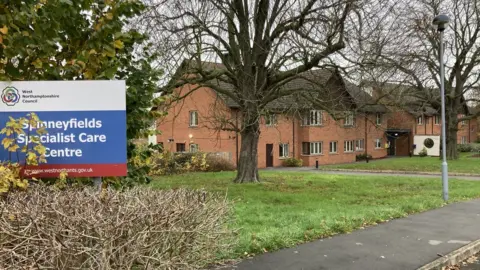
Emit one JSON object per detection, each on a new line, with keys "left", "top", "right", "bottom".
{"left": 0, "top": 186, "right": 232, "bottom": 269}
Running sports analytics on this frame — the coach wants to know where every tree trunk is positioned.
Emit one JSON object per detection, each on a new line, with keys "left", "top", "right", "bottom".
{"left": 443, "top": 110, "right": 459, "bottom": 160}
{"left": 446, "top": 125, "right": 459, "bottom": 160}
{"left": 234, "top": 121, "right": 260, "bottom": 183}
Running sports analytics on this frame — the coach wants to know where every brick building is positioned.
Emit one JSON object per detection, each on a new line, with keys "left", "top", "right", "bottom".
{"left": 369, "top": 83, "right": 478, "bottom": 157}
{"left": 157, "top": 66, "right": 388, "bottom": 168}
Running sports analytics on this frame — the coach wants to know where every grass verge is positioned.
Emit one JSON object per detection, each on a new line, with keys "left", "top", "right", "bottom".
{"left": 151, "top": 171, "right": 480, "bottom": 260}
{"left": 323, "top": 153, "right": 480, "bottom": 174}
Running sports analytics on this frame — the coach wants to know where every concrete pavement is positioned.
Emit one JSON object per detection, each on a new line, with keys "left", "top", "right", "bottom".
{"left": 229, "top": 199, "right": 480, "bottom": 270}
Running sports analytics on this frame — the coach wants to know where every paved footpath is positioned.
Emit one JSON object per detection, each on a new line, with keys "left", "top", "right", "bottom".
{"left": 229, "top": 199, "right": 480, "bottom": 270}
{"left": 263, "top": 167, "right": 480, "bottom": 181}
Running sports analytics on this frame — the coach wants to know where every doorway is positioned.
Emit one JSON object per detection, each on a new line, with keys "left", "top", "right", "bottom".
{"left": 266, "top": 144, "right": 274, "bottom": 167}
{"left": 387, "top": 137, "right": 396, "bottom": 156}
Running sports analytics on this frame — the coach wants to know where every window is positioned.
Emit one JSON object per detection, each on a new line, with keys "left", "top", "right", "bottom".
{"left": 355, "top": 139, "right": 365, "bottom": 151}
{"left": 461, "top": 136, "right": 467, "bottom": 144}
{"left": 279, "top": 143, "right": 289, "bottom": 158}
{"left": 344, "top": 140, "right": 354, "bottom": 152}
{"left": 265, "top": 114, "right": 277, "bottom": 126}
{"left": 376, "top": 113, "right": 382, "bottom": 125}
{"left": 329, "top": 141, "right": 338, "bottom": 153}
{"left": 375, "top": 139, "right": 382, "bottom": 149}
{"left": 425, "top": 117, "right": 430, "bottom": 125}
{"left": 303, "top": 110, "right": 323, "bottom": 126}
{"left": 302, "top": 142, "right": 323, "bottom": 155}
{"left": 459, "top": 114, "right": 467, "bottom": 126}
{"left": 434, "top": 115, "right": 440, "bottom": 125}
{"left": 189, "top": 111, "right": 198, "bottom": 127}
{"left": 344, "top": 111, "right": 355, "bottom": 126}
{"left": 176, "top": 143, "right": 186, "bottom": 152}
{"left": 417, "top": 116, "right": 423, "bottom": 125}
{"left": 189, "top": 143, "right": 199, "bottom": 153}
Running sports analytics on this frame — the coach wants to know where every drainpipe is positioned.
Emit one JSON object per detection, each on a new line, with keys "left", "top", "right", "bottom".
{"left": 235, "top": 111, "right": 239, "bottom": 167}
{"left": 292, "top": 117, "right": 295, "bottom": 157}
{"left": 364, "top": 114, "right": 368, "bottom": 163}
{"left": 469, "top": 119, "right": 471, "bottom": 143}
{"left": 431, "top": 115, "right": 434, "bottom": 134}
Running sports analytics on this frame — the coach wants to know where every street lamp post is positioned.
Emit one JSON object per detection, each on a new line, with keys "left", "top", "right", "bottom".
{"left": 433, "top": 14, "right": 450, "bottom": 201}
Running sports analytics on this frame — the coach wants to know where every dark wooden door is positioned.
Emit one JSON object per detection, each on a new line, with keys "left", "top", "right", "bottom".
{"left": 388, "top": 137, "right": 396, "bottom": 156}
{"left": 266, "top": 144, "right": 274, "bottom": 167}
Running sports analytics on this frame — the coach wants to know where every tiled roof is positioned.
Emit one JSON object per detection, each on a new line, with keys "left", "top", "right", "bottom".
{"left": 182, "top": 60, "right": 386, "bottom": 113}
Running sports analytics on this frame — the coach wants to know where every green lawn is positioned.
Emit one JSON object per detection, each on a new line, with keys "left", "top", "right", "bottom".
{"left": 323, "top": 153, "right": 480, "bottom": 174}
{"left": 151, "top": 171, "right": 480, "bottom": 260}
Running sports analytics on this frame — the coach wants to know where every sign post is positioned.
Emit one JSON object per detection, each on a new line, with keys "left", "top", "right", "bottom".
{"left": 0, "top": 81, "right": 127, "bottom": 178}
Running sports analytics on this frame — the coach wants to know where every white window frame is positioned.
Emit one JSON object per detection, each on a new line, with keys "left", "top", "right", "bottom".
{"left": 417, "top": 116, "right": 423, "bottom": 125}
{"left": 355, "top": 139, "right": 365, "bottom": 151}
{"left": 265, "top": 114, "right": 277, "bottom": 126}
{"left": 344, "top": 111, "right": 355, "bottom": 126}
{"left": 461, "top": 136, "right": 468, "bottom": 145}
{"left": 434, "top": 115, "right": 440, "bottom": 125}
{"left": 329, "top": 141, "right": 338, "bottom": 153}
{"left": 302, "top": 142, "right": 323, "bottom": 155}
{"left": 344, "top": 140, "right": 354, "bottom": 153}
{"left": 375, "top": 138, "right": 382, "bottom": 149}
{"left": 279, "top": 143, "right": 289, "bottom": 158}
{"left": 376, "top": 113, "right": 382, "bottom": 125}
{"left": 303, "top": 110, "right": 323, "bottom": 126}
{"left": 189, "top": 111, "right": 198, "bottom": 127}
{"left": 459, "top": 115, "right": 467, "bottom": 126}
{"left": 189, "top": 143, "right": 199, "bottom": 153}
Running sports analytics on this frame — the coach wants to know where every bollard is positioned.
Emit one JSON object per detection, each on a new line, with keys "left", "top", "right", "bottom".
{"left": 315, "top": 160, "right": 319, "bottom": 169}
{"left": 93, "top": 177, "right": 102, "bottom": 192}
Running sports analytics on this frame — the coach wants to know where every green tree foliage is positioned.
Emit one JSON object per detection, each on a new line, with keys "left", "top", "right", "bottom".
{"left": 0, "top": 0, "right": 163, "bottom": 185}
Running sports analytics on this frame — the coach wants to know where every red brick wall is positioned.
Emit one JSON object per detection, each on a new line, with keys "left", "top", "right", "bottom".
{"left": 157, "top": 85, "right": 388, "bottom": 168}
{"left": 458, "top": 118, "right": 478, "bottom": 144}
{"left": 157, "top": 84, "right": 238, "bottom": 165}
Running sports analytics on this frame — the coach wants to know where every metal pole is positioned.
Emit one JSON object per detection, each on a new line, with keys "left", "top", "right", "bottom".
{"left": 439, "top": 31, "right": 449, "bottom": 201}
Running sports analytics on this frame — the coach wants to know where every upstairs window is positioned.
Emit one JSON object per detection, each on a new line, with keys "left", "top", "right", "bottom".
{"left": 417, "top": 116, "right": 423, "bottom": 125}
{"left": 265, "top": 114, "right": 277, "bottom": 126}
{"left": 303, "top": 110, "right": 323, "bottom": 126}
{"left": 434, "top": 115, "right": 440, "bottom": 125}
{"left": 344, "top": 111, "right": 355, "bottom": 126}
{"left": 376, "top": 113, "right": 382, "bottom": 125}
{"left": 189, "top": 111, "right": 198, "bottom": 127}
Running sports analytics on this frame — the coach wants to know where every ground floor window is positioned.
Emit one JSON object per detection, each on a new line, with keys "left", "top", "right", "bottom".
{"left": 176, "top": 143, "right": 186, "bottom": 152}
{"left": 375, "top": 139, "right": 382, "bottom": 149}
{"left": 302, "top": 142, "right": 323, "bottom": 155}
{"left": 279, "top": 143, "right": 289, "bottom": 158}
{"left": 355, "top": 139, "right": 364, "bottom": 151}
{"left": 329, "top": 141, "right": 338, "bottom": 153}
{"left": 461, "top": 136, "right": 467, "bottom": 145}
{"left": 189, "top": 143, "right": 199, "bottom": 152}
{"left": 344, "top": 140, "right": 354, "bottom": 152}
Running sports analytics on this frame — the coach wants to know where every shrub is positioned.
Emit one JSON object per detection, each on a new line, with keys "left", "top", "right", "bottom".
{"left": 282, "top": 157, "right": 303, "bottom": 167}
{"left": 355, "top": 153, "right": 372, "bottom": 161}
{"left": 205, "top": 154, "right": 236, "bottom": 172}
{"left": 418, "top": 147, "right": 428, "bottom": 157}
{"left": 457, "top": 143, "right": 480, "bottom": 153}
{"left": 0, "top": 186, "right": 232, "bottom": 269}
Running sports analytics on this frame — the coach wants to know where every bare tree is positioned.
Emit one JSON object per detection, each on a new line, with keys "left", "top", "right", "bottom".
{"left": 346, "top": 0, "right": 480, "bottom": 159}
{"left": 141, "top": 0, "right": 355, "bottom": 182}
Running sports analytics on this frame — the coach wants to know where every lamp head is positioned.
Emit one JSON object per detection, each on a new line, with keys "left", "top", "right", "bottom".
{"left": 433, "top": 14, "right": 450, "bottom": 32}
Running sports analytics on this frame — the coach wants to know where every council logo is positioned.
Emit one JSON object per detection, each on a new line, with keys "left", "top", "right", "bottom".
{"left": 1, "top": 86, "right": 20, "bottom": 106}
